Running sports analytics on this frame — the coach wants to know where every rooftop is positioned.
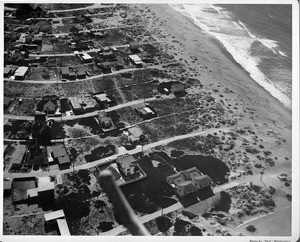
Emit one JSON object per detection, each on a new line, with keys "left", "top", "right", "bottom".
{"left": 128, "top": 126, "right": 143, "bottom": 138}
{"left": 52, "top": 144, "right": 67, "bottom": 158}
{"left": 57, "top": 218, "right": 71, "bottom": 236}
{"left": 14, "top": 66, "right": 28, "bottom": 77}
{"left": 44, "top": 209, "right": 65, "bottom": 222}
{"left": 10, "top": 145, "right": 27, "bottom": 164}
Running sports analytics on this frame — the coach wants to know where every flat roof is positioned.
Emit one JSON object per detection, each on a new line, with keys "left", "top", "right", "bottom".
{"left": 52, "top": 144, "right": 67, "bottom": 158}
{"left": 82, "top": 52, "right": 92, "bottom": 60}
{"left": 27, "top": 188, "right": 38, "bottom": 198}
{"left": 10, "top": 145, "right": 27, "bottom": 164}
{"left": 116, "top": 155, "right": 136, "bottom": 169}
{"left": 129, "top": 54, "right": 142, "bottom": 63}
{"left": 95, "top": 93, "right": 110, "bottom": 102}
{"left": 58, "top": 156, "right": 70, "bottom": 165}
{"left": 61, "top": 67, "right": 69, "bottom": 75}
{"left": 143, "top": 107, "right": 154, "bottom": 114}
{"left": 69, "top": 97, "right": 82, "bottom": 109}
{"left": 44, "top": 209, "right": 65, "bottom": 222}
{"left": 128, "top": 126, "right": 143, "bottom": 138}
{"left": 57, "top": 219, "right": 71, "bottom": 235}
{"left": 4, "top": 66, "right": 12, "bottom": 74}
{"left": 14, "top": 66, "right": 28, "bottom": 77}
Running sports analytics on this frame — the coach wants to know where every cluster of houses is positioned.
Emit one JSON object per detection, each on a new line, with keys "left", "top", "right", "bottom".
{"left": 166, "top": 167, "right": 213, "bottom": 198}
{"left": 4, "top": 175, "right": 71, "bottom": 235}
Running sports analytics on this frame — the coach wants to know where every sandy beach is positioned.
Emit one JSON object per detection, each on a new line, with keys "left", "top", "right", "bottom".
{"left": 3, "top": 3, "right": 295, "bottom": 238}
{"left": 135, "top": 4, "right": 292, "bottom": 236}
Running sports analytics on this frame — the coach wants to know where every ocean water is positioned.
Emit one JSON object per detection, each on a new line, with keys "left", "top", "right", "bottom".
{"left": 170, "top": 4, "right": 292, "bottom": 110}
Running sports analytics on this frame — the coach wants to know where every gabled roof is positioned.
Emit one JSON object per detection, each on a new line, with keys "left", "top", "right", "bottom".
{"left": 181, "top": 167, "right": 202, "bottom": 180}
{"left": 167, "top": 173, "right": 187, "bottom": 186}
{"left": 43, "top": 100, "right": 56, "bottom": 112}
{"left": 128, "top": 126, "right": 143, "bottom": 138}
{"left": 194, "top": 175, "right": 212, "bottom": 187}
{"left": 176, "top": 181, "right": 197, "bottom": 193}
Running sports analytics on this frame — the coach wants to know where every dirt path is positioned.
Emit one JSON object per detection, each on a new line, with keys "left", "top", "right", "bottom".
{"left": 4, "top": 127, "right": 230, "bottom": 179}
{"left": 4, "top": 95, "right": 173, "bottom": 122}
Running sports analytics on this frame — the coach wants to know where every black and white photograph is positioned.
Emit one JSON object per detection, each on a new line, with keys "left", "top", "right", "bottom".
{"left": 1, "top": 0, "right": 299, "bottom": 241}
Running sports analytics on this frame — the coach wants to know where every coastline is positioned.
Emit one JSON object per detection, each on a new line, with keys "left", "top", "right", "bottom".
{"left": 137, "top": 3, "right": 292, "bottom": 236}
{"left": 170, "top": 3, "right": 292, "bottom": 113}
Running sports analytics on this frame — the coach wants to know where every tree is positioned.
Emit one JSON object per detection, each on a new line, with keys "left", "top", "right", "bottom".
{"left": 246, "top": 225, "right": 256, "bottom": 233}
{"left": 155, "top": 216, "right": 173, "bottom": 233}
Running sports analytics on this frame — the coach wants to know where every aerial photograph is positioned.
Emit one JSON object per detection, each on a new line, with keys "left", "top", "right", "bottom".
{"left": 2, "top": 1, "right": 297, "bottom": 239}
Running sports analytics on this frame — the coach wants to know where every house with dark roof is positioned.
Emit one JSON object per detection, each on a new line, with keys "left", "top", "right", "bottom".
{"left": 43, "top": 100, "right": 57, "bottom": 116}
{"left": 166, "top": 167, "right": 213, "bottom": 198}
{"left": 51, "top": 144, "right": 70, "bottom": 169}
{"left": 171, "top": 83, "right": 185, "bottom": 96}
{"left": 61, "top": 67, "right": 69, "bottom": 79}
{"left": 176, "top": 181, "right": 198, "bottom": 197}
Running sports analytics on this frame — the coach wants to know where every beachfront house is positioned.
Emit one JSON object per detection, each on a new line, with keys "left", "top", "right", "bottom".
{"left": 166, "top": 167, "right": 213, "bottom": 198}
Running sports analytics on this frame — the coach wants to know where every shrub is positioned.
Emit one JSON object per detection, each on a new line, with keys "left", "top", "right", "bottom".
{"left": 156, "top": 216, "right": 173, "bottom": 233}
{"left": 246, "top": 225, "right": 256, "bottom": 233}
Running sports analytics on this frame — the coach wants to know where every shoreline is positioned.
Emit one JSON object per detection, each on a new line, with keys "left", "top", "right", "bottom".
{"left": 138, "top": 3, "right": 292, "bottom": 237}
{"left": 169, "top": 3, "right": 292, "bottom": 113}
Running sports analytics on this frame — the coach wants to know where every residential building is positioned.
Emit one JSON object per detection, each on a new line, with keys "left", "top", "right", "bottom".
{"left": 171, "top": 83, "right": 185, "bottom": 95}
{"left": 80, "top": 52, "right": 93, "bottom": 63}
{"left": 4, "top": 66, "right": 14, "bottom": 78}
{"left": 10, "top": 145, "right": 27, "bottom": 170}
{"left": 27, "top": 177, "right": 55, "bottom": 205}
{"left": 94, "top": 93, "right": 112, "bottom": 105}
{"left": 128, "top": 54, "right": 143, "bottom": 67}
{"left": 166, "top": 167, "right": 213, "bottom": 198}
{"left": 135, "top": 106, "right": 156, "bottom": 119}
{"left": 61, "top": 67, "right": 69, "bottom": 79}
{"left": 100, "top": 62, "right": 111, "bottom": 73}
{"left": 44, "top": 209, "right": 71, "bottom": 236}
{"left": 69, "top": 97, "right": 83, "bottom": 114}
{"left": 52, "top": 144, "right": 70, "bottom": 169}
{"left": 116, "top": 154, "right": 138, "bottom": 176}
{"left": 43, "top": 100, "right": 57, "bottom": 116}
{"left": 127, "top": 126, "right": 143, "bottom": 144}
{"left": 192, "top": 175, "right": 213, "bottom": 190}
{"left": 129, "top": 42, "right": 141, "bottom": 53}
{"left": 14, "top": 66, "right": 29, "bottom": 80}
